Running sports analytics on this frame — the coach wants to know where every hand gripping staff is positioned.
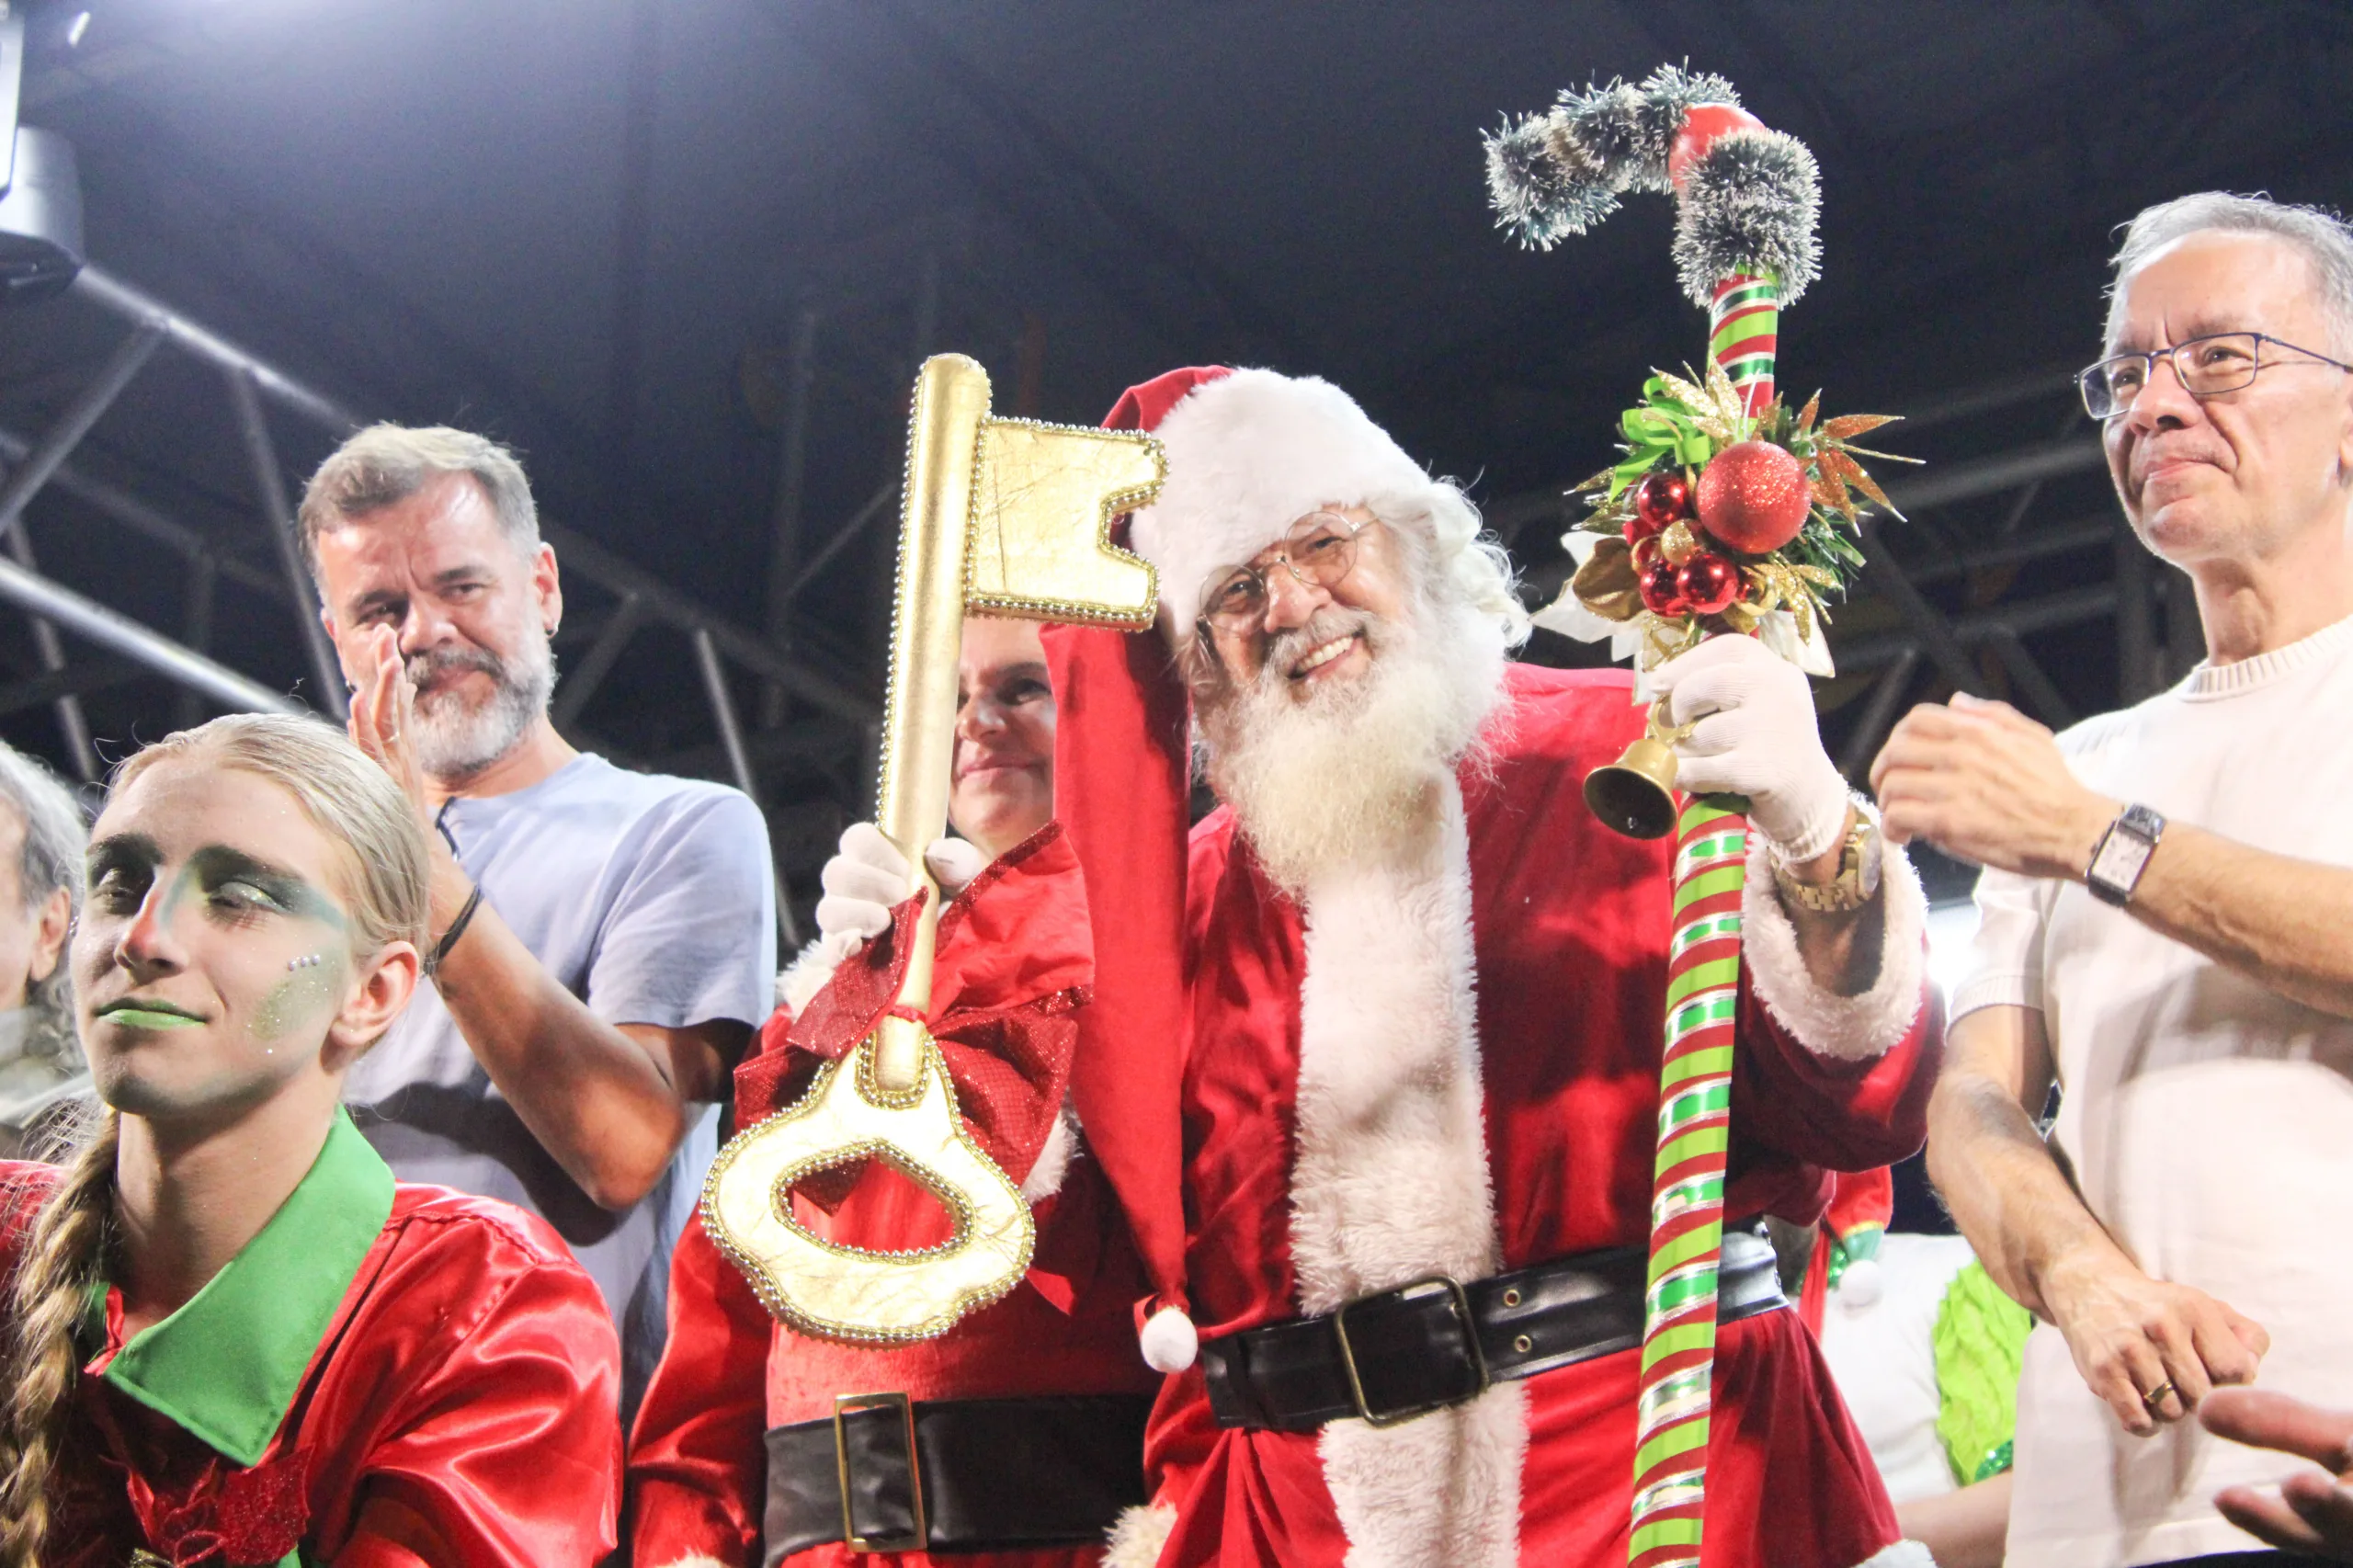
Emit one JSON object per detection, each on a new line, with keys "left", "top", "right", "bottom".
{"left": 702, "top": 355, "right": 1164, "bottom": 1344}
{"left": 1486, "top": 67, "right": 1912, "bottom": 1568}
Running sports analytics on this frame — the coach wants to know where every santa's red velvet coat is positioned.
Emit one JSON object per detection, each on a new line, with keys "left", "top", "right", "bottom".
{"left": 629, "top": 825, "right": 1163, "bottom": 1568}
{"left": 1143, "top": 664, "right": 1942, "bottom": 1568}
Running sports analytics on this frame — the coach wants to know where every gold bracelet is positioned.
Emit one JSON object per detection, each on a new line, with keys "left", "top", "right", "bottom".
{"left": 1771, "top": 816, "right": 1881, "bottom": 914}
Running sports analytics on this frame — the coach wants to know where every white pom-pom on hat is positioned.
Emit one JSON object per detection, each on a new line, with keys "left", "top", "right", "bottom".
{"left": 1139, "top": 1303, "right": 1199, "bottom": 1373}
{"left": 1836, "top": 1255, "right": 1885, "bottom": 1313}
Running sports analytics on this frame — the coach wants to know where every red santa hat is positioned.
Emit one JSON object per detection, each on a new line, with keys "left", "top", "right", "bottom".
{"left": 1043, "top": 367, "right": 1228, "bottom": 1373}
{"left": 1124, "top": 366, "right": 1444, "bottom": 633}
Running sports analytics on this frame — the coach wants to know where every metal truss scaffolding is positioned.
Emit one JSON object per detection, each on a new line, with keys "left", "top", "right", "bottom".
{"left": 0, "top": 264, "right": 894, "bottom": 945}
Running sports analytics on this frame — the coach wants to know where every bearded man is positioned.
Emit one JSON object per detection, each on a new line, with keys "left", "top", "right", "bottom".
{"left": 300, "top": 424, "right": 777, "bottom": 1418}
{"left": 1045, "top": 368, "right": 1942, "bottom": 1568}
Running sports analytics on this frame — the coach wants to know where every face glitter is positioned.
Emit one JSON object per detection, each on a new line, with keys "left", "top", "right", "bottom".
{"left": 252, "top": 950, "right": 344, "bottom": 1043}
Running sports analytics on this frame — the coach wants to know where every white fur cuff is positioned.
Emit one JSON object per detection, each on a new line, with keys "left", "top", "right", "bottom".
{"left": 652, "top": 1557, "right": 733, "bottom": 1568}
{"left": 1853, "top": 1541, "right": 1937, "bottom": 1568}
{"left": 1104, "top": 1500, "right": 1178, "bottom": 1568}
{"left": 1739, "top": 817, "right": 1927, "bottom": 1062}
{"left": 774, "top": 930, "right": 858, "bottom": 1017}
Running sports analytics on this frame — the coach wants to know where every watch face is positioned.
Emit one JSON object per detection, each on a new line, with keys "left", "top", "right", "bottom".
{"left": 2091, "top": 830, "right": 2154, "bottom": 892}
{"left": 1856, "top": 823, "right": 1883, "bottom": 900}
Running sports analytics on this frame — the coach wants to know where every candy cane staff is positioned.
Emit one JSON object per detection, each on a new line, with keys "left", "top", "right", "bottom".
{"left": 628, "top": 614, "right": 1193, "bottom": 1568}
{"left": 0, "top": 714, "right": 622, "bottom": 1568}
{"left": 1489, "top": 62, "right": 1947, "bottom": 1568}
{"left": 1040, "top": 362, "right": 1941, "bottom": 1568}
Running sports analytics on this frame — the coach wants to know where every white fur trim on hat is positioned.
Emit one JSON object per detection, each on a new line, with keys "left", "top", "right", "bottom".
{"left": 1129, "top": 369, "right": 1432, "bottom": 629}
{"left": 1852, "top": 1541, "right": 1937, "bottom": 1568}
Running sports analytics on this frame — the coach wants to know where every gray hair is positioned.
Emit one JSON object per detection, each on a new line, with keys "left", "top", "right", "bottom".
{"left": 2108, "top": 192, "right": 2353, "bottom": 355}
{"left": 297, "top": 424, "right": 540, "bottom": 581}
{"left": 0, "top": 744, "right": 85, "bottom": 1065}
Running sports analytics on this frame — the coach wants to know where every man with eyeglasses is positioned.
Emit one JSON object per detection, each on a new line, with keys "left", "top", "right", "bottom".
{"left": 1046, "top": 367, "right": 1941, "bottom": 1568}
{"left": 1875, "top": 192, "right": 2353, "bottom": 1566}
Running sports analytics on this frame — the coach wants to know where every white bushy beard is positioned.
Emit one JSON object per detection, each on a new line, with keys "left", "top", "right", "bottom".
{"left": 1198, "top": 583, "right": 1509, "bottom": 896}
{"left": 408, "top": 629, "right": 556, "bottom": 783}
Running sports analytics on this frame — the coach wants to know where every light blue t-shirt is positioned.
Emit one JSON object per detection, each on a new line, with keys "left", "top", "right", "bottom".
{"left": 343, "top": 753, "right": 776, "bottom": 1415}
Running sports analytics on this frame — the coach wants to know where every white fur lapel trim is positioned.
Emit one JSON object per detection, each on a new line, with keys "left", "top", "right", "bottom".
{"left": 1289, "top": 779, "right": 1523, "bottom": 1568}
{"left": 1853, "top": 1541, "right": 1937, "bottom": 1568}
{"left": 1739, "top": 808, "right": 1928, "bottom": 1062}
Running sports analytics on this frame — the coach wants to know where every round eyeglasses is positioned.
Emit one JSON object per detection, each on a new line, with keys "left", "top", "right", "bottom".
{"left": 2079, "top": 332, "right": 2353, "bottom": 419}
{"left": 1197, "top": 511, "right": 1367, "bottom": 634}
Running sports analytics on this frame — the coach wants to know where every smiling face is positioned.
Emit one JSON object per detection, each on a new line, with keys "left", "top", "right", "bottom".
{"left": 313, "top": 472, "right": 561, "bottom": 783}
{"left": 73, "top": 757, "right": 415, "bottom": 1128}
{"left": 1201, "top": 506, "right": 1410, "bottom": 701}
{"left": 2103, "top": 232, "right": 2353, "bottom": 567}
{"left": 947, "top": 617, "right": 1054, "bottom": 859}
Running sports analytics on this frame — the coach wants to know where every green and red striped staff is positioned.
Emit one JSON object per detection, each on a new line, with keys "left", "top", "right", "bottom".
{"left": 1488, "top": 65, "right": 1907, "bottom": 1568}
{"left": 1623, "top": 279, "right": 1777, "bottom": 1568}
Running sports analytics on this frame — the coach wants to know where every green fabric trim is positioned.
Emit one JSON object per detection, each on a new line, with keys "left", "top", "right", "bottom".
{"left": 1822, "top": 1221, "right": 1885, "bottom": 1293}
{"left": 1933, "top": 1260, "right": 2034, "bottom": 1489}
{"left": 90, "top": 1110, "right": 392, "bottom": 1467}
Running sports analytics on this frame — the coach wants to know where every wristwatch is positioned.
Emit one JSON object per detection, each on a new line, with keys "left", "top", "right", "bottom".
{"left": 1773, "top": 812, "right": 1883, "bottom": 915}
{"left": 2086, "top": 803, "right": 2166, "bottom": 906}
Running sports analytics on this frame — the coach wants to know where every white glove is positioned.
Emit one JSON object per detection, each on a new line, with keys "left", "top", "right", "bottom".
{"left": 1652, "top": 633, "right": 1850, "bottom": 862}
{"left": 812, "top": 824, "right": 992, "bottom": 966}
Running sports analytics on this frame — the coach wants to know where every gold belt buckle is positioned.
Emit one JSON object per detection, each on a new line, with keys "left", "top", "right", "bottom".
{"left": 1331, "top": 1275, "right": 1489, "bottom": 1428}
{"left": 833, "top": 1391, "right": 926, "bottom": 1553}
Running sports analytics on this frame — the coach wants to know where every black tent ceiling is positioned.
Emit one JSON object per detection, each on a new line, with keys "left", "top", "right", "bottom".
{"left": 2, "top": 0, "right": 2347, "bottom": 915}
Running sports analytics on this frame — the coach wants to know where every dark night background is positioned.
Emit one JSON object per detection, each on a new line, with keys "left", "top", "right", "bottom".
{"left": 0, "top": 3, "right": 2345, "bottom": 1221}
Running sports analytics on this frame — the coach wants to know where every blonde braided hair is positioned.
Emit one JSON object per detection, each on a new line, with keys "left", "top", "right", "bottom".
{"left": 0, "top": 1109, "right": 120, "bottom": 1567}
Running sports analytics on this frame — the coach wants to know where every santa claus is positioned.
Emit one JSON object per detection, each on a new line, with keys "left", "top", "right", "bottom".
{"left": 1047, "top": 367, "right": 1943, "bottom": 1568}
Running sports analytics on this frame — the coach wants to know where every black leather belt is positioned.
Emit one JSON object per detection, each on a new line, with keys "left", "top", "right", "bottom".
{"left": 761, "top": 1392, "right": 1152, "bottom": 1561}
{"left": 1200, "top": 1224, "right": 1785, "bottom": 1432}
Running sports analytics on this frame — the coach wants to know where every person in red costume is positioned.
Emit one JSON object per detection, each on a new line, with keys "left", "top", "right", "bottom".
{"left": 0, "top": 712, "right": 621, "bottom": 1568}
{"left": 1042, "top": 367, "right": 1946, "bottom": 1568}
{"left": 629, "top": 616, "right": 1186, "bottom": 1568}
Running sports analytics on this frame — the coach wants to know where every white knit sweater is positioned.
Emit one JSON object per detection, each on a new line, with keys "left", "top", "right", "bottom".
{"left": 1956, "top": 610, "right": 2353, "bottom": 1568}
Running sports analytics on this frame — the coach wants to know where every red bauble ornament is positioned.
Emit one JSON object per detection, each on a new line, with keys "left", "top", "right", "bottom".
{"left": 1638, "top": 555, "right": 1689, "bottom": 618}
{"left": 1697, "top": 440, "right": 1813, "bottom": 554}
{"left": 1677, "top": 551, "right": 1742, "bottom": 616}
{"left": 1630, "top": 471, "right": 1692, "bottom": 536}
{"left": 1668, "top": 103, "right": 1769, "bottom": 193}
{"left": 1631, "top": 533, "right": 1662, "bottom": 572}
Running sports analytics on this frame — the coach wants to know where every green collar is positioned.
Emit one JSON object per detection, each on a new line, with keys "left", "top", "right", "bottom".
{"left": 85, "top": 1110, "right": 394, "bottom": 1467}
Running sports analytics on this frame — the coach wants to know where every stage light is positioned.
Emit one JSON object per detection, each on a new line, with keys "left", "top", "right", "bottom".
{"left": 0, "top": 11, "right": 85, "bottom": 303}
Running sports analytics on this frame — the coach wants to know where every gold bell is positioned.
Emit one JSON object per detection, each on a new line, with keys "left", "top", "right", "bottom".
{"left": 1585, "top": 734, "right": 1680, "bottom": 840}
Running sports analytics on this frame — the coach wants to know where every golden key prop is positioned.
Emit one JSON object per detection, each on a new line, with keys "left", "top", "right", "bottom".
{"left": 704, "top": 354, "right": 1164, "bottom": 1344}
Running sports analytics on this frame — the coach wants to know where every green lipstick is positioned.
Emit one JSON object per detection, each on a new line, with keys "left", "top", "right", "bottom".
{"left": 98, "top": 1004, "right": 203, "bottom": 1031}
